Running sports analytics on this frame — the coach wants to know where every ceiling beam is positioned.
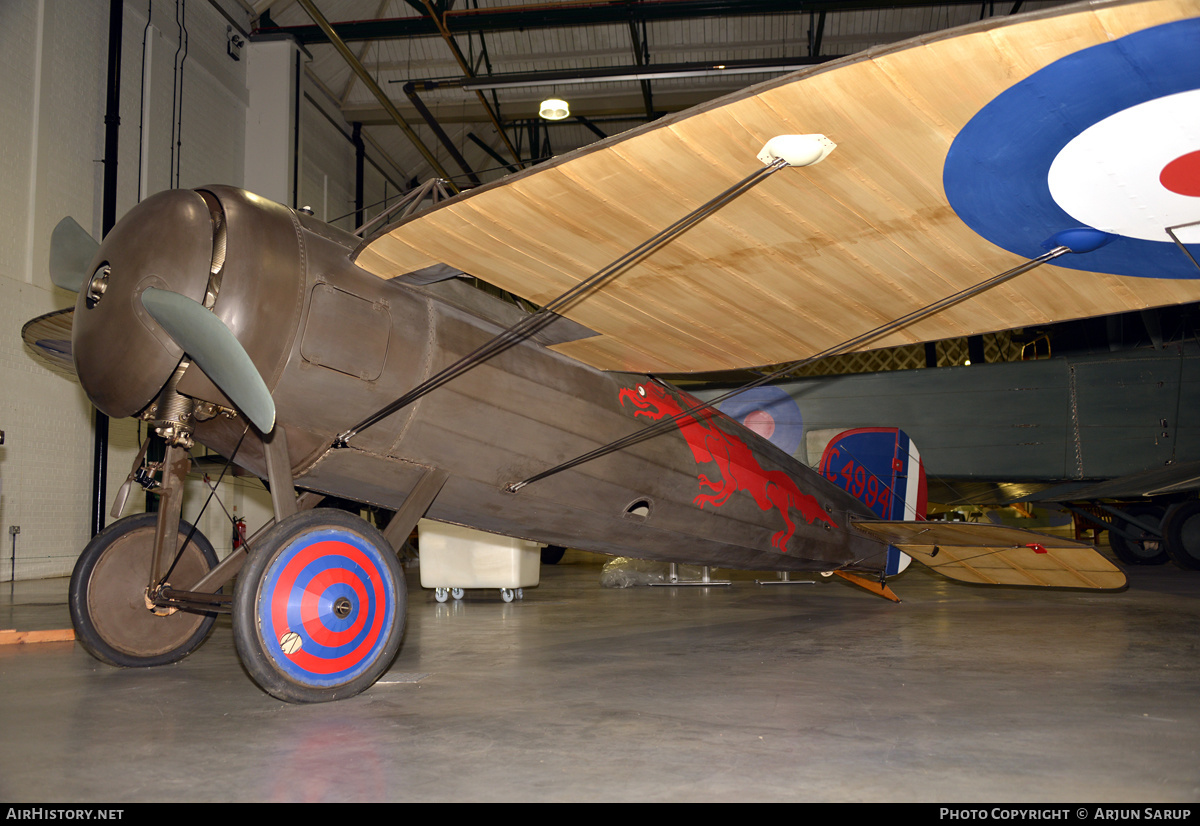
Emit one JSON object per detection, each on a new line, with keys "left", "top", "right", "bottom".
{"left": 255, "top": 0, "right": 1030, "bottom": 44}
{"left": 294, "top": 0, "right": 457, "bottom": 188}
{"left": 418, "top": 0, "right": 524, "bottom": 168}
{"left": 340, "top": 85, "right": 760, "bottom": 126}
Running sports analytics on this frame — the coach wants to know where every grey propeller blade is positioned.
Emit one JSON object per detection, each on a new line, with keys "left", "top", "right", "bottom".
{"left": 140, "top": 287, "right": 276, "bottom": 433}
{"left": 49, "top": 217, "right": 100, "bottom": 292}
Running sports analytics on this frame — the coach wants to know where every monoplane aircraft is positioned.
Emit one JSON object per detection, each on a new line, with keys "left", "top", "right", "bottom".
{"left": 23, "top": 0, "right": 1197, "bottom": 702}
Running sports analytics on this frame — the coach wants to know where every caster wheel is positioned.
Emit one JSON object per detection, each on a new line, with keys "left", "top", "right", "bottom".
{"left": 233, "top": 510, "right": 406, "bottom": 703}
{"left": 516, "top": 589, "right": 524, "bottom": 600}
{"left": 451, "top": 588, "right": 464, "bottom": 600}
{"left": 1110, "top": 504, "right": 1168, "bottom": 565}
{"left": 499, "top": 588, "right": 515, "bottom": 603}
{"left": 434, "top": 588, "right": 449, "bottom": 603}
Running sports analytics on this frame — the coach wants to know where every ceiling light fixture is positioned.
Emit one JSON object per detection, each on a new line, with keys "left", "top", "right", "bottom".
{"left": 539, "top": 98, "right": 570, "bottom": 120}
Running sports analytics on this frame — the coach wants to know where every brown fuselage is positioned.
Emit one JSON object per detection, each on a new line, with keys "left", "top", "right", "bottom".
{"left": 81, "top": 186, "right": 888, "bottom": 574}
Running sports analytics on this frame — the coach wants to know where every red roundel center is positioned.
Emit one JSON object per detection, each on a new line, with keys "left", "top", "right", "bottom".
{"left": 1160, "top": 150, "right": 1200, "bottom": 197}
{"left": 743, "top": 409, "right": 776, "bottom": 439}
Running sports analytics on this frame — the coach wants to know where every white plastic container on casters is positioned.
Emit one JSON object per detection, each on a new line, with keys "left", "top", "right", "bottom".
{"left": 418, "top": 520, "right": 540, "bottom": 601}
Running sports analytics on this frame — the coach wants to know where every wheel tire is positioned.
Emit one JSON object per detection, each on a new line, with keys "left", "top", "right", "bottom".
{"left": 69, "top": 513, "right": 219, "bottom": 668}
{"left": 541, "top": 545, "right": 566, "bottom": 565}
{"left": 1163, "top": 501, "right": 1200, "bottom": 570}
{"left": 1109, "top": 504, "right": 1169, "bottom": 566}
{"left": 233, "top": 509, "right": 406, "bottom": 703}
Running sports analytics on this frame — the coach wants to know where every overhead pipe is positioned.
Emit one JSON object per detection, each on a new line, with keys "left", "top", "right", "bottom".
{"left": 302, "top": 89, "right": 409, "bottom": 193}
{"left": 451, "top": 57, "right": 831, "bottom": 91}
{"left": 627, "top": 18, "right": 655, "bottom": 120}
{"left": 466, "top": 133, "right": 519, "bottom": 174}
{"left": 402, "top": 82, "right": 481, "bottom": 186}
{"left": 353, "top": 122, "right": 365, "bottom": 226}
{"left": 293, "top": 0, "right": 458, "bottom": 191}
{"left": 258, "top": 1, "right": 1006, "bottom": 43}
{"left": 93, "top": 0, "right": 126, "bottom": 537}
{"left": 808, "top": 9, "right": 827, "bottom": 56}
{"left": 575, "top": 116, "right": 608, "bottom": 140}
{"left": 418, "top": 0, "right": 523, "bottom": 172}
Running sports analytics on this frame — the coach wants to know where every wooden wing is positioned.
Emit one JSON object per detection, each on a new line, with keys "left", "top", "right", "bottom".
{"left": 358, "top": 0, "right": 1200, "bottom": 374}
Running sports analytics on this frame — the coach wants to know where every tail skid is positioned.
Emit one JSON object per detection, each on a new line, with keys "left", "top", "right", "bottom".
{"left": 832, "top": 570, "right": 902, "bottom": 602}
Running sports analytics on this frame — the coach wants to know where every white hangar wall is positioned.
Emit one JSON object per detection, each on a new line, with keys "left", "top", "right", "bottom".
{"left": 0, "top": 0, "right": 380, "bottom": 580}
{"left": 0, "top": 0, "right": 106, "bottom": 581}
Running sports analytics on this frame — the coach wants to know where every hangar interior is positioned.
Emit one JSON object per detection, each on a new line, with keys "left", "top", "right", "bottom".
{"left": 1, "top": 0, "right": 1199, "bottom": 803}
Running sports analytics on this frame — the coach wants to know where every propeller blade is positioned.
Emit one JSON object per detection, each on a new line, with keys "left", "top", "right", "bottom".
{"left": 140, "top": 287, "right": 276, "bottom": 433}
{"left": 49, "top": 217, "right": 100, "bottom": 292}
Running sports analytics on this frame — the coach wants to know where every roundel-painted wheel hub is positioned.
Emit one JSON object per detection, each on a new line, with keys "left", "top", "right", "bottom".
{"left": 944, "top": 17, "right": 1200, "bottom": 280}
{"left": 257, "top": 528, "right": 397, "bottom": 688}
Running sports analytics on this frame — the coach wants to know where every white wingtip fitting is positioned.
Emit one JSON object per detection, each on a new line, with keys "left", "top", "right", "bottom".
{"left": 757, "top": 134, "right": 836, "bottom": 168}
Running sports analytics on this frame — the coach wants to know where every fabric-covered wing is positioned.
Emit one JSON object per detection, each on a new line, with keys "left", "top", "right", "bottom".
{"left": 854, "top": 521, "right": 1127, "bottom": 590}
{"left": 1025, "top": 459, "right": 1200, "bottom": 502}
{"left": 358, "top": 0, "right": 1200, "bottom": 374}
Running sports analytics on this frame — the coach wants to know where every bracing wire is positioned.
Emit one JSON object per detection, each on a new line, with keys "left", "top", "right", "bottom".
{"left": 507, "top": 246, "right": 1073, "bottom": 492}
{"left": 335, "top": 159, "right": 790, "bottom": 446}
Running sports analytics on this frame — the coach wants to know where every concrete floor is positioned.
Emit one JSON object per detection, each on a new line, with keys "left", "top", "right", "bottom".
{"left": 1, "top": 549, "right": 1198, "bottom": 803}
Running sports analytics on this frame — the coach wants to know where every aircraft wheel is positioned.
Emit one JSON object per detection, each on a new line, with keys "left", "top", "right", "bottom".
{"left": 233, "top": 509, "right": 406, "bottom": 703}
{"left": 541, "top": 545, "right": 566, "bottom": 565}
{"left": 69, "top": 513, "right": 218, "bottom": 668}
{"left": 1162, "top": 501, "right": 1200, "bottom": 570}
{"left": 1108, "top": 504, "right": 1169, "bottom": 566}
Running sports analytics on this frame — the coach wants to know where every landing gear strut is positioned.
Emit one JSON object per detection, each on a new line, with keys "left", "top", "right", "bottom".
{"left": 1108, "top": 504, "right": 1169, "bottom": 566}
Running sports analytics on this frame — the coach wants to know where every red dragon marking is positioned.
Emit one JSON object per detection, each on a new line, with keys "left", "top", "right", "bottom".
{"left": 618, "top": 382, "right": 837, "bottom": 551}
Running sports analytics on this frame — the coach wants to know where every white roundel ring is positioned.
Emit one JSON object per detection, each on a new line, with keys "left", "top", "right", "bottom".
{"left": 943, "top": 18, "right": 1200, "bottom": 280}
{"left": 1048, "top": 90, "right": 1200, "bottom": 245}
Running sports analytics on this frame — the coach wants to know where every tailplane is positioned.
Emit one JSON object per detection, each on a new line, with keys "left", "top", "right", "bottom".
{"left": 852, "top": 520, "right": 1126, "bottom": 590}
{"left": 808, "top": 427, "right": 1125, "bottom": 591}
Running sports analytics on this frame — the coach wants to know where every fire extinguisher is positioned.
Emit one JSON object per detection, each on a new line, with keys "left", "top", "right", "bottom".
{"left": 232, "top": 517, "right": 247, "bottom": 550}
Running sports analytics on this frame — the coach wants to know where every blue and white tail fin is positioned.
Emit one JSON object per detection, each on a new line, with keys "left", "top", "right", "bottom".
{"left": 708, "top": 387, "right": 925, "bottom": 579}
{"left": 811, "top": 427, "right": 928, "bottom": 576}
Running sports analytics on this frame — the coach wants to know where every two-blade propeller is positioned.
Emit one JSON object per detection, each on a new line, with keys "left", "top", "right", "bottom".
{"left": 50, "top": 217, "right": 275, "bottom": 434}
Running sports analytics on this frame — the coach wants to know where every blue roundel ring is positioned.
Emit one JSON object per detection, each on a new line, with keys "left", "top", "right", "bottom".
{"left": 943, "top": 18, "right": 1200, "bottom": 280}
{"left": 716, "top": 385, "right": 804, "bottom": 457}
{"left": 256, "top": 527, "right": 397, "bottom": 687}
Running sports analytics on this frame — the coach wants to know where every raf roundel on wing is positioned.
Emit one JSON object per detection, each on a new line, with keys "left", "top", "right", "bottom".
{"left": 943, "top": 17, "right": 1200, "bottom": 280}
